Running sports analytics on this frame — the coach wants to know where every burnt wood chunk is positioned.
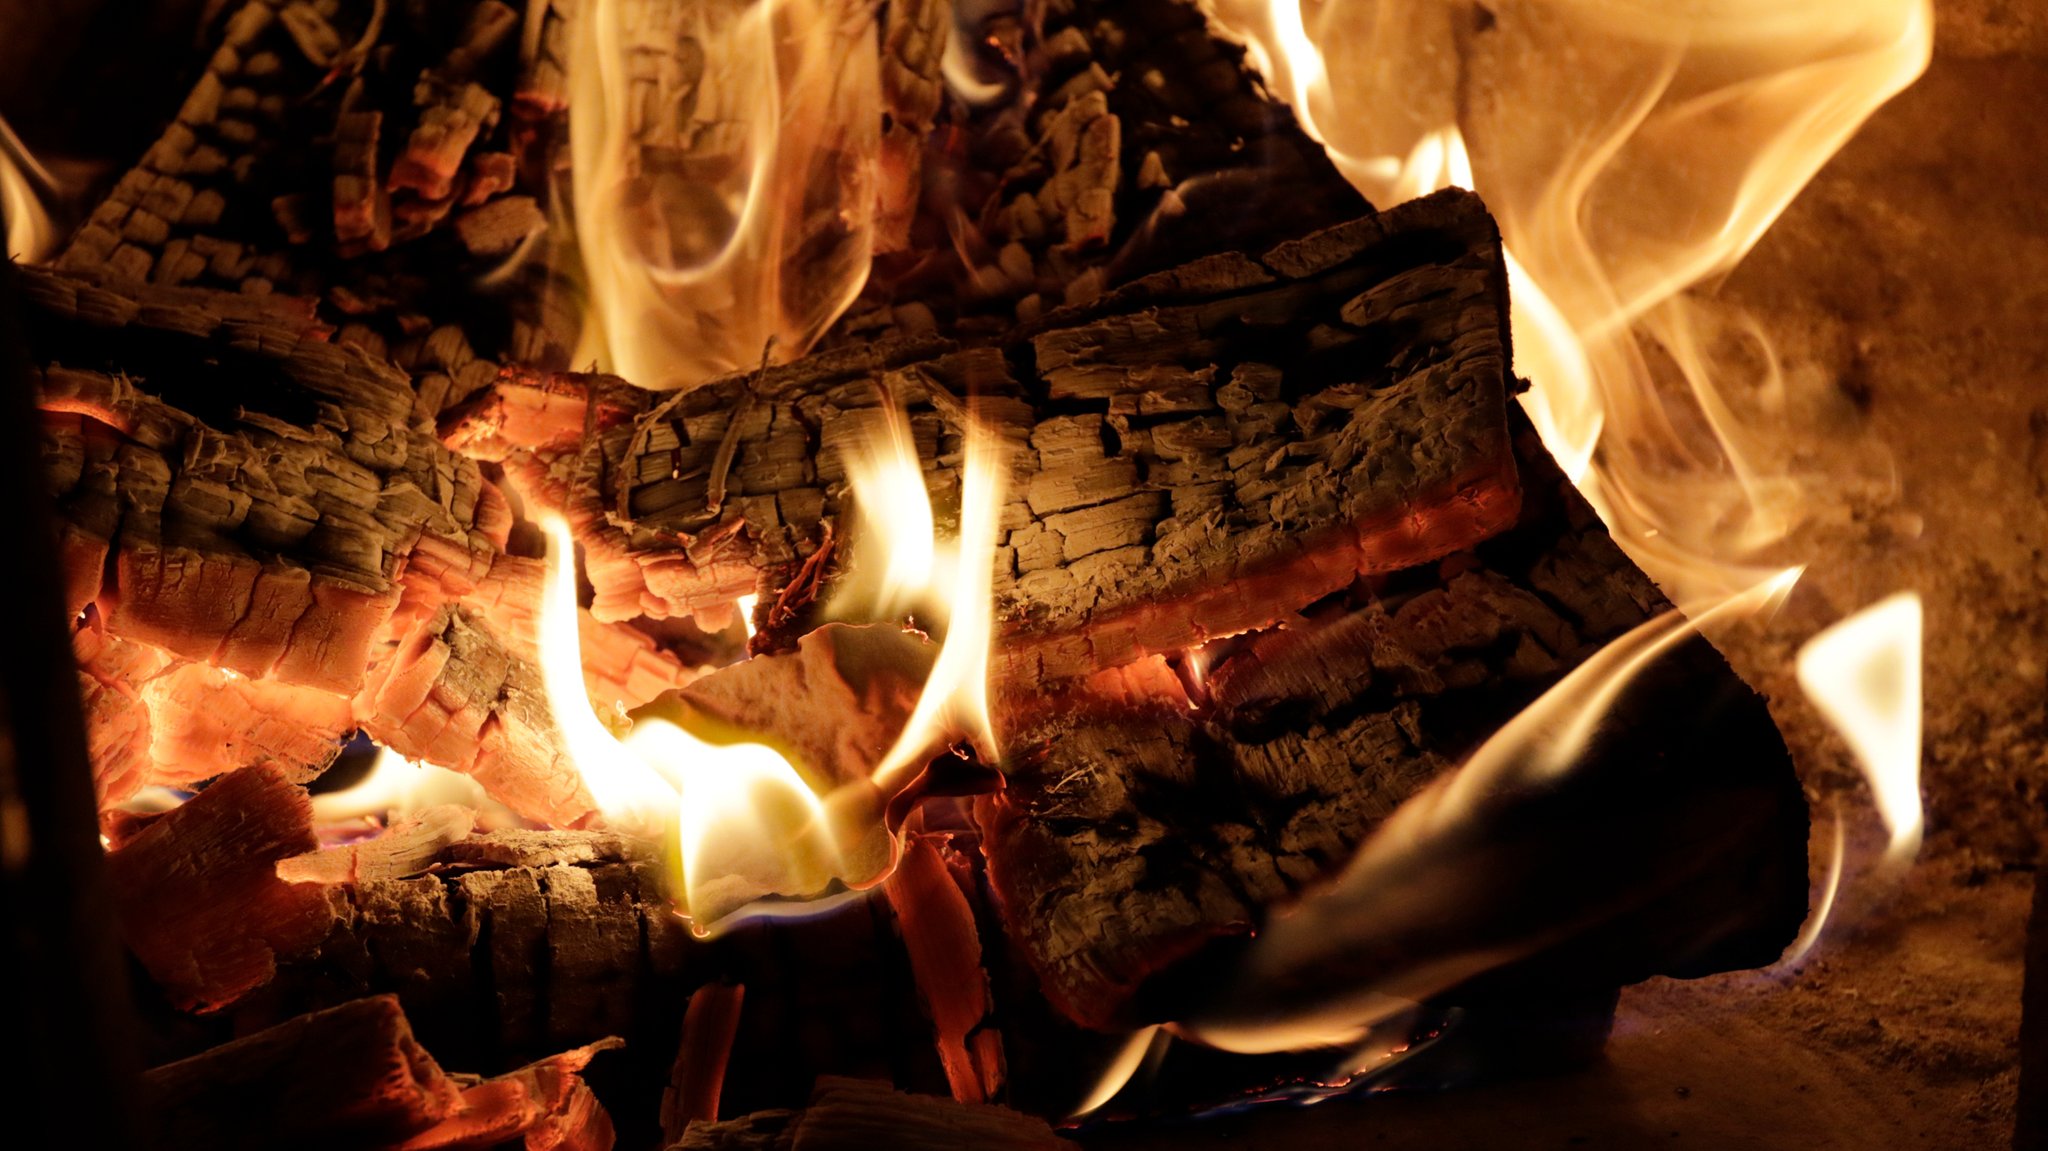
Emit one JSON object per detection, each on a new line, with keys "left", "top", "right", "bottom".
{"left": 976, "top": 426, "right": 1807, "bottom": 1029}
{"left": 106, "top": 765, "right": 338, "bottom": 1013}
{"left": 467, "top": 189, "right": 1518, "bottom": 690}
{"left": 263, "top": 830, "right": 693, "bottom": 1064}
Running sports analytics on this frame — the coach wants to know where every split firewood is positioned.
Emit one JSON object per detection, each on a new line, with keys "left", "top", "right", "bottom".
{"left": 356, "top": 603, "right": 598, "bottom": 828}
{"left": 141, "top": 660, "right": 353, "bottom": 786}
{"left": 277, "top": 804, "right": 478, "bottom": 885}
{"left": 265, "top": 829, "right": 693, "bottom": 1058}
{"left": 673, "top": 1077, "right": 1072, "bottom": 1150}
{"left": 143, "top": 993, "right": 621, "bottom": 1151}
{"left": 458, "top": 189, "right": 1517, "bottom": 696}
{"left": 106, "top": 765, "right": 337, "bottom": 1013}
{"left": 976, "top": 425, "right": 1809, "bottom": 1030}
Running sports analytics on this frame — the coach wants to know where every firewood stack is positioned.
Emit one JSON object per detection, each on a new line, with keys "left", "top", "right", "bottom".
{"left": 15, "top": 0, "right": 1809, "bottom": 1145}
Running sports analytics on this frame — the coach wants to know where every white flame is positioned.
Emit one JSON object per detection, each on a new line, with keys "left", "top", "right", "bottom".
{"left": 832, "top": 402, "right": 939, "bottom": 620}
{"left": 1795, "top": 592, "right": 1924, "bottom": 863}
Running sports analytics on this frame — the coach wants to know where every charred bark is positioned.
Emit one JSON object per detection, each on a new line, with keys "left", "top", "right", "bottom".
{"left": 459, "top": 190, "right": 1518, "bottom": 695}
{"left": 977, "top": 423, "right": 1809, "bottom": 1030}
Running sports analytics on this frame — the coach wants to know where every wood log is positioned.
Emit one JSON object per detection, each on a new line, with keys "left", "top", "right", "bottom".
{"left": 461, "top": 189, "right": 1518, "bottom": 698}
{"left": 140, "top": 659, "right": 353, "bottom": 786}
{"left": 71, "top": 620, "right": 166, "bottom": 810}
{"left": 883, "top": 832, "right": 1003, "bottom": 1104}
{"left": 260, "top": 829, "right": 694, "bottom": 1064}
{"left": 975, "top": 423, "right": 1808, "bottom": 1030}
{"left": 674, "top": 1077, "right": 1073, "bottom": 1150}
{"left": 394, "top": 1038, "right": 622, "bottom": 1151}
{"left": 355, "top": 602, "right": 598, "bottom": 828}
{"left": 26, "top": 268, "right": 691, "bottom": 820}
{"left": 106, "top": 765, "right": 337, "bottom": 1013}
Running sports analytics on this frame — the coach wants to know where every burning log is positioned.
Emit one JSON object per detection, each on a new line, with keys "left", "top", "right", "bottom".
{"left": 672, "top": 1077, "right": 1072, "bottom": 1150}
{"left": 461, "top": 189, "right": 1518, "bottom": 696}
{"left": 356, "top": 603, "right": 598, "bottom": 828}
{"left": 140, "top": 660, "right": 353, "bottom": 786}
{"left": 663, "top": 983, "right": 748, "bottom": 1140}
{"left": 142, "top": 992, "right": 620, "bottom": 1151}
{"left": 71, "top": 621, "right": 165, "bottom": 809}
{"left": 977, "top": 426, "right": 1809, "bottom": 1030}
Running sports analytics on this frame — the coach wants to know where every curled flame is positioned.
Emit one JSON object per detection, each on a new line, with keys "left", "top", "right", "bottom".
{"left": 1, "top": 115, "right": 58, "bottom": 264}
{"left": 1795, "top": 592, "right": 1924, "bottom": 863}
{"left": 1210, "top": 0, "right": 1933, "bottom": 606}
{"left": 310, "top": 747, "right": 497, "bottom": 824}
{"left": 568, "top": 0, "right": 881, "bottom": 389}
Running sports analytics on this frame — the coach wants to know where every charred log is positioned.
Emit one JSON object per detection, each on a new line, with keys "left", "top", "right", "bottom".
{"left": 458, "top": 189, "right": 1518, "bottom": 696}
{"left": 976, "top": 424, "right": 1809, "bottom": 1030}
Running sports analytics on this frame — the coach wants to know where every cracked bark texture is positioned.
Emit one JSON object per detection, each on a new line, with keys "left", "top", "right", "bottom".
{"left": 466, "top": 189, "right": 1519, "bottom": 692}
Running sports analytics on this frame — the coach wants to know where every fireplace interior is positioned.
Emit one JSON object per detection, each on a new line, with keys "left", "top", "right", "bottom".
{"left": 1, "top": 0, "right": 2041, "bottom": 1148}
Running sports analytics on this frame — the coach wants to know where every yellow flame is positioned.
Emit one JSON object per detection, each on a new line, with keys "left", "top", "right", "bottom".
{"left": 1211, "top": 0, "right": 1932, "bottom": 608}
{"left": 1795, "top": 592, "right": 1924, "bottom": 863}
{"left": 310, "top": 747, "right": 498, "bottom": 823}
{"left": 1, "top": 115, "right": 58, "bottom": 264}
{"left": 537, "top": 515, "right": 833, "bottom": 922}
{"left": 567, "top": 0, "right": 881, "bottom": 389}
{"left": 869, "top": 422, "right": 1006, "bottom": 788}
{"left": 831, "top": 403, "right": 939, "bottom": 620}
{"left": 737, "top": 592, "right": 759, "bottom": 639}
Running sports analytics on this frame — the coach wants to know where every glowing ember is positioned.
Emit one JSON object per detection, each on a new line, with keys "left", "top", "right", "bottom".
{"left": 1796, "top": 592, "right": 1925, "bottom": 863}
{"left": 1211, "top": 0, "right": 1933, "bottom": 606}
{"left": 1182, "top": 569, "right": 1804, "bottom": 1055}
{"left": 566, "top": 0, "right": 881, "bottom": 389}
{"left": 537, "top": 516, "right": 836, "bottom": 924}
{"left": 310, "top": 747, "right": 495, "bottom": 824}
